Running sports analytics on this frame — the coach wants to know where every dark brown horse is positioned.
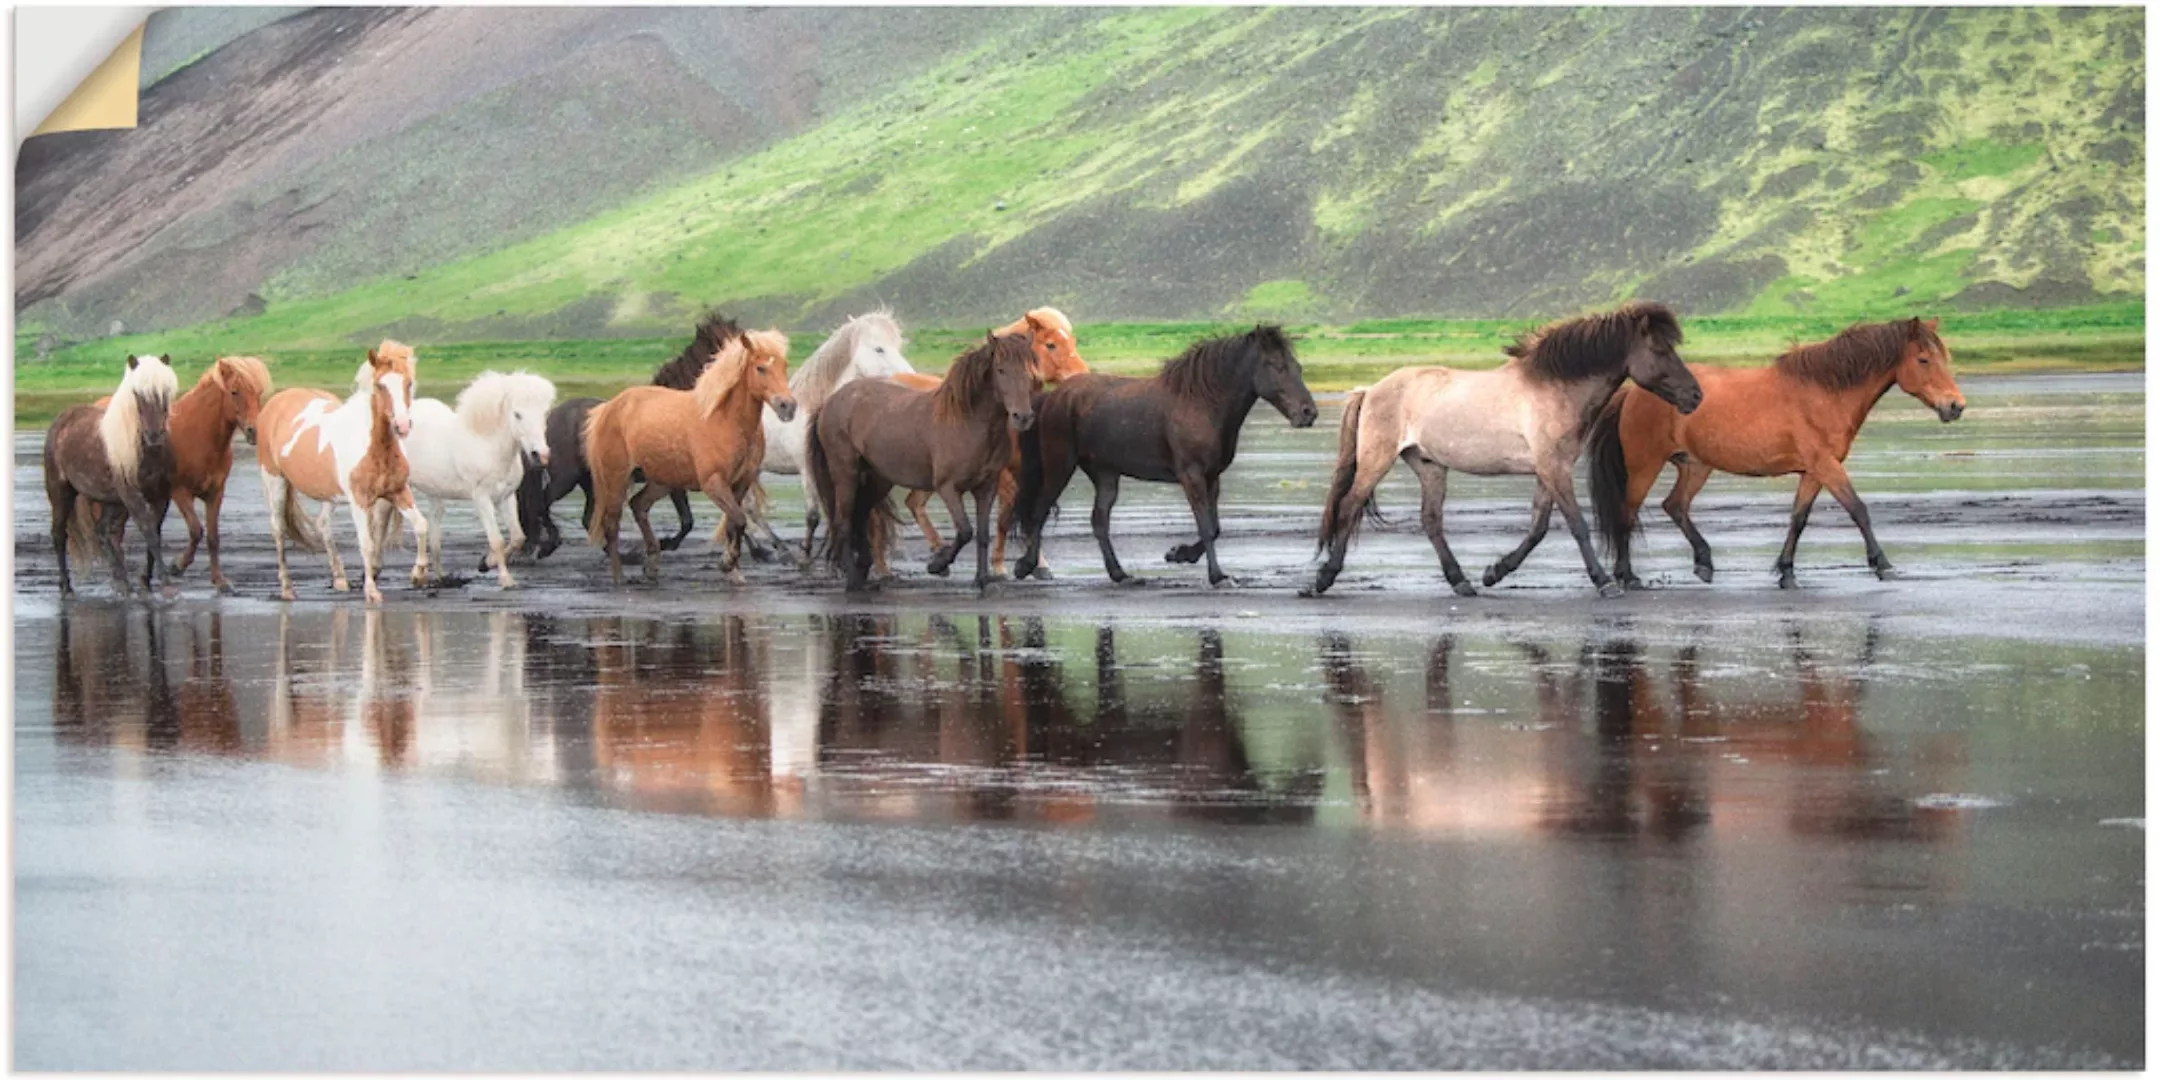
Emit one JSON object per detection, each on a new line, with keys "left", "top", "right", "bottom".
{"left": 45, "top": 355, "right": 181, "bottom": 596}
{"left": 518, "top": 311, "right": 748, "bottom": 560}
{"left": 1012, "top": 325, "right": 1318, "bottom": 586}
{"left": 809, "top": 332, "right": 1039, "bottom": 592}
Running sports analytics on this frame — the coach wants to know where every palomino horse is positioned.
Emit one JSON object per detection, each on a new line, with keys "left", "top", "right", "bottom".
{"left": 1012, "top": 325, "right": 1318, "bottom": 587}
{"left": 882, "top": 308, "right": 1089, "bottom": 577}
{"left": 582, "top": 330, "right": 794, "bottom": 585}
{"left": 399, "top": 371, "right": 556, "bottom": 588}
{"left": 44, "top": 354, "right": 180, "bottom": 596}
{"left": 1306, "top": 303, "right": 1703, "bottom": 599}
{"left": 78, "top": 355, "right": 273, "bottom": 591}
{"left": 256, "top": 342, "right": 431, "bottom": 603}
{"left": 747, "top": 309, "right": 914, "bottom": 557}
{"left": 810, "top": 332, "right": 1039, "bottom": 592}
{"left": 519, "top": 312, "right": 749, "bottom": 559}
{"left": 1589, "top": 317, "right": 1965, "bottom": 589}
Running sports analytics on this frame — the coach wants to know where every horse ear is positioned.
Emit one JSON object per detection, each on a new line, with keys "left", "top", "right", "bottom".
{"left": 126, "top": 354, "right": 138, "bottom": 370}
{"left": 367, "top": 347, "right": 381, "bottom": 366}
{"left": 1923, "top": 317, "right": 1940, "bottom": 333}
{"left": 160, "top": 354, "right": 172, "bottom": 366}
{"left": 1908, "top": 317, "right": 1925, "bottom": 339}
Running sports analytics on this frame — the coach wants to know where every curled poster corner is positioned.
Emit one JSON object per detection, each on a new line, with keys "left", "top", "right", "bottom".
{"left": 30, "top": 22, "right": 145, "bottom": 137}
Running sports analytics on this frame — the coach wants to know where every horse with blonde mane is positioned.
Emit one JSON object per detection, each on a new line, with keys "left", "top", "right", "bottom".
{"left": 583, "top": 329, "right": 794, "bottom": 585}
{"left": 255, "top": 341, "right": 431, "bottom": 604}
{"left": 398, "top": 371, "right": 557, "bottom": 589}
{"left": 44, "top": 354, "right": 181, "bottom": 596}
{"left": 744, "top": 309, "right": 914, "bottom": 559}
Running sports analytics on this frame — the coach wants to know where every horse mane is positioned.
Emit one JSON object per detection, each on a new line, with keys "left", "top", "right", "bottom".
{"left": 1506, "top": 303, "right": 1683, "bottom": 383}
{"left": 997, "top": 306, "right": 1074, "bottom": 339}
{"left": 99, "top": 355, "right": 178, "bottom": 484}
{"left": 1158, "top": 324, "right": 1288, "bottom": 402}
{"left": 933, "top": 333, "right": 1030, "bottom": 424}
{"left": 652, "top": 310, "right": 744, "bottom": 390}
{"left": 355, "top": 340, "right": 418, "bottom": 395}
{"left": 691, "top": 339, "right": 749, "bottom": 417}
{"left": 204, "top": 355, "right": 271, "bottom": 397}
{"left": 1774, "top": 319, "right": 1933, "bottom": 389}
{"left": 455, "top": 370, "right": 554, "bottom": 435}
{"left": 793, "top": 309, "right": 902, "bottom": 411}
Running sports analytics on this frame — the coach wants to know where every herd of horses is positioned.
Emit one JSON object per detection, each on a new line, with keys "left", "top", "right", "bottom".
{"left": 43, "top": 302, "right": 1967, "bottom": 602}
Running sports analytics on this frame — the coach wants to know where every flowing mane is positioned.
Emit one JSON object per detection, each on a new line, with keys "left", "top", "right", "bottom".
{"left": 99, "top": 355, "right": 178, "bottom": 484}
{"left": 652, "top": 310, "right": 744, "bottom": 390}
{"left": 691, "top": 339, "right": 748, "bottom": 417}
{"left": 1774, "top": 320, "right": 1933, "bottom": 389}
{"left": 353, "top": 340, "right": 418, "bottom": 394}
{"left": 1506, "top": 303, "right": 1683, "bottom": 383}
{"left": 793, "top": 309, "right": 903, "bottom": 412}
{"left": 204, "top": 355, "right": 271, "bottom": 397}
{"left": 933, "top": 333, "right": 1031, "bottom": 424}
{"left": 455, "top": 370, "right": 554, "bottom": 435}
{"left": 1159, "top": 325, "right": 1288, "bottom": 402}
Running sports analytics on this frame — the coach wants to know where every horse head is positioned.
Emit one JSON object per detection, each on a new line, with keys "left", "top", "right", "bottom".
{"left": 743, "top": 329, "right": 796, "bottom": 422}
{"left": 1248, "top": 326, "right": 1318, "bottom": 428}
{"left": 1621, "top": 308, "right": 1702, "bottom": 415}
{"left": 1894, "top": 317, "right": 1964, "bottom": 423}
{"left": 990, "top": 331, "right": 1038, "bottom": 431}
{"left": 849, "top": 312, "right": 912, "bottom": 380}
{"left": 129, "top": 354, "right": 178, "bottom": 450}
{"left": 216, "top": 356, "right": 271, "bottom": 445}
{"left": 367, "top": 341, "right": 418, "bottom": 438}
{"left": 1006, "top": 308, "right": 1087, "bottom": 383}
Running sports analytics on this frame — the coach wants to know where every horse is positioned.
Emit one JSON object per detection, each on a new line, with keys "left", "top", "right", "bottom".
{"left": 518, "top": 311, "right": 748, "bottom": 560}
{"left": 582, "top": 329, "right": 794, "bottom": 585}
{"left": 255, "top": 341, "right": 431, "bottom": 604}
{"left": 746, "top": 309, "right": 914, "bottom": 558}
{"left": 44, "top": 354, "right": 181, "bottom": 596}
{"left": 809, "top": 331, "right": 1039, "bottom": 592}
{"left": 398, "top": 371, "right": 557, "bottom": 588}
{"left": 879, "top": 307, "right": 1089, "bottom": 577}
{"left": 1588, "top": 317, "right": 1965, "bottom": 590}
{"left": 1011, "top": 324, "right": 1318, "bottom": 587}
{"left": 1305, "top": 303, "right": 1703, "bottom": 599}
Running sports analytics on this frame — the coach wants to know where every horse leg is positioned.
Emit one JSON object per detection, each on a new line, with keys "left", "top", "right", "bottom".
{"left": 102, "top": 503, "right": 132, "bottom": 596}
{"left": 1817, "top": 461, "right": 1895, "bottom": 581}
{"left": 628, "top": 483, "right": 669, "bottom": 584}
{"left": 1405, "top": 455, "right": 1475, "bottom": 596}
{"left": 1482, "top": 489, "right": 1554, "bottom": 588}
{"left": 475, "top": 495, "right": 516, "bottom": 588}
{"left": 171, "top": 488, "right": 204, "bottom": 577}
{"left": 993, "top": 466, "right": 1037, "bottom": 578}
{"left": 202, "top": 484, "right": 233, "bottom": 593}
{"left": 925, "top": 486, "right": 974, "bottom": 578}
{"left": 1087, "top": 468, "right": 1131, "bottom": 584}
{"left": 1661, "top": 462, "right": 1716, "bottom": 584}
{"left": 1774, "top": 476, "right": 1824, "bottom": 590}
{"left": 1307, "top": 428, "right": 1401, "bottom": 598}
{"left": 502, "top": 493, "right": 526, "bottom": 563}
{"left": 317, "top": 503, "right": 351, "bottom": 592}
{"left": 663, "top": 488, "right": 694, "bottom": 552}
{"left": 846, "top": 475, "right": 893, "bottom": 592}
{"left": 907, "top": 489, "right": 945, "bottom": 554}
{"left": 1166, "top": 473, "right": 1219, "bottom": 564}
{"left": 396, "top": 490, "right": 432, "bottom": 592}
{"left": 50, "top": 478, "right": 74, "bottom": 597}
{"left": 262, "top": 471, "right": 296, "bottom": 600}
{"left": 973, "top": 483, "right": 998, "bottom": 591}
{"left": 349, "top": 501, "right": 385, "bottom": 604}
{"left": 1173, "top": 468, "right": 1230, "bottom": 586}
{"left": 116, "top": 485, "right": 167, "bottom": 592}
{"left": 699, "top": 478, "right": 751, "bottom": 585}
{"left": 1544, "top": 471, "right": 1621, "bottom": 598}
{"left": 797, "top": 472, "right": 822, "bottom": 564}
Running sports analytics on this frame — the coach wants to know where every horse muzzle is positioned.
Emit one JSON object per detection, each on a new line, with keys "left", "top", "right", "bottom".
{"left": 1666, "top": 386, "right": 1705, "bottom": 415}
{"left": 1936, "top": 401, "right": 1965, "bottom": 423}
{"left": 1009, "top": 410, "right": 1037, "bottom": 432}
{"left": 1292, "top": 403, "right": 1319, "bottom": 428}
{"left": 243, "top": 425, "right": 259, "bottom": 446}
{"left": 771, "top": 397, "right": 799, "bottom": 423}
{"left": 394, "top": 419, "right": 413, "bottom": 438}
{"left": 523, "top": 448, "right": 551, "bottom": 470}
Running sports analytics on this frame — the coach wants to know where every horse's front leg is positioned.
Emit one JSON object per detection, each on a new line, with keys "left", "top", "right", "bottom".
{"left": 117, "top": 486, "right": 171, "bottom": 591}
{"left": 170, "top": 487, "right": 204, "bottom": 577}
{"left": 906, "top": 489, "right": 945, "bottom": 554}
{"left": 1166, "top": 473, "right": 1220, "bottom": 565}
{"left": 1775, "top": 474, "right": 1825, "bottom": 589}
{"left": 474, "top": 494, "right": 516, "bottom": 588}
{"left": 1174, "top": 468, "right": 1230, "bottom": 586}
{"left": 102, "top": 504, "right": 133, "bottom": 596}
{"left": 1544, "top": 472, "right": 1622, "bottom": 597}
{"left": 349, "top": 501, "right": 385, "bottom": 604}
{"left": 699, "top": 477, "right": 752, "bottom": 585}
{"left": 925, "top": 485, "right": 973, "bottom": 578}
{"left": 1087, "top": 468, "right": 1129, "bottom": 584}
{"left": 202, "top": 484, "right": 233, "bottom": 592}
{"left": 1405, "top": 455, "right": 1475, "bottom": 596}
{"left": 972, "top": 483, "right": 998, "bottom": 591}
{"left": 1659, "top": 462, "right": 1716, "bottom": 585}
{"left": 1483, "top": 488, "right": 1554, "bottom": 588}
{"left": 396, "top": 490, "right": 432, "bottom": 591}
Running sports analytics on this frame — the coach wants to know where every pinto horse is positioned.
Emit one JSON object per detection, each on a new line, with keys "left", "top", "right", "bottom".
{"left": 45, "top": 354, "right": 181, "bottom": 596}
{"left": 810, "top": 332, "right": 1039, "bottom": 592}
{"left": 519, "top": 311, "right": 747, "bottom": 560}
{"left": 582, "top": 330, "right": 794, "bottom": 585}
{"left": 256, "top": 342, "right": 431, "bottom": 604}
{"left": 1589, "top": 317, "right": 1964, "bottom": 589}
{"left": 1307, "top": 303, "right": 1702, "bottom": 599}
{"left": 882, "top": 308, "right": 1089, "bottom": 577}
{"left": 1011, "top": 325, "right": 1317, "bottom": 587}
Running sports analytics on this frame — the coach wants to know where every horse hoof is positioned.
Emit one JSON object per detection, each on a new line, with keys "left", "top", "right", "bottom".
{"left": 1209, "top": 575, "right": 1238, "bottom": 589}
{"left": 1874, "top": 564, "right": 1901, "bottom": 582}
{"left": 279, "top": 587, "right": 296, "bottom": 602}
{"left": 1031, "top": 565, "right": 1055, "bottom": 582}
{"left": 1166, "top": 545, "right": 1203, "bottom": 564}
{"left": 1777, "top": 574, "right": 1798, "bottom": 591}
{"left": 1597, "top": 581, "right": 1625, "bottom": 600}
{"left": 332, "top": 579, "right": 351, "bottom": 593}
{"left": 926, "top": 562, "right": 952, "bottom": 578}
{"left": 1481, "top": 567, "right": 1504, "bottom": 588}
{"left": 1694, "top": 564, "right": 1714, "bottom": 584}
{"left": 536, "top": 541, "right": 560, "bottom": 561}
{"left": 1452, "top": 581, "right": 1479, "bottom": 598}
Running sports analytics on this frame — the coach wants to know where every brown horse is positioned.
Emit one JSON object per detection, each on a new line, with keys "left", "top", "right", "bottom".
{"left": 45, "top": 354, "right": 181, "bottom": 596}
{"left": 810, "top": 332, "right": 1039, "bottom": 592}
{"left": 80, "top": 355, "right": 273, "bottom": 591}
{"left": 1307, "top": 304, "right": 1701, "bottom": 599}
{"left": 582, "top": 330, "right": 794, "bottom": 585}
{"left": 1589, "top": 317, "right": 1965, "bottom": 589}
{"left": 881, "top": 308, "right": 1089, "bottom": 576}
{"left": 256, "top": 342, "right": 430, "bottom": 604}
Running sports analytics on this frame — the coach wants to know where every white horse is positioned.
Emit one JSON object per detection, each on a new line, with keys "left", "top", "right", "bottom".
{"left": 747, "top": 309, "right": 913, "bottom": 553}
{"left": 397, "top": 371, "right": 556, "bottom": 588}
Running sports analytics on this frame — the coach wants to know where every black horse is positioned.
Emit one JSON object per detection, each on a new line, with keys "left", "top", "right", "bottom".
{"left": 1012, "top": 325, "right": 1317, "bottom": 586}
{"left": 516, "top": 312, "right": 747, "bottom": 560}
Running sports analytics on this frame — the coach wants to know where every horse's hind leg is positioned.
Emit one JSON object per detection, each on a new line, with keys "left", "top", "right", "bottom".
{"left": 662, "top": 488, "right": 695, "bottom": 552}
{"left": 925, "top": 486, "right": 974, "bottom": 578}
{"left": 1545, "top": 473, "right": 1622, "bottom": 598}
{"left": 1405, "top": 455, "right": 1475, "bottom": 596}
{"left": 1087, "top": 468, "right": 1131, "bottom": 584}
{"left": 1774, "top": 476, "right": 1824, "bottom": 590}
{"left": 1661, "top": 462, "right": 1716, "bottom": 584}
{"left": 1482, "top": 489, "right": 1554, "bottom": 589}
{"left": 48, "top": 474, "right": 75, "bottom": 597}
{"left": 628, "top": 483, "right": 670, "bottom": 583}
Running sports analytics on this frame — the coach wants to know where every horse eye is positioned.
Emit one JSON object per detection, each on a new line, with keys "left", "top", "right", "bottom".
{"left": 1048, "top": 343, "right": 1059, "bottom": 351}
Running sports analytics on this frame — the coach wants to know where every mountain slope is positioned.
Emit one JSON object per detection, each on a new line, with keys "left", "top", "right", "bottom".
{"left": 16, "top": 6, "right": 2142, "bottom": 346}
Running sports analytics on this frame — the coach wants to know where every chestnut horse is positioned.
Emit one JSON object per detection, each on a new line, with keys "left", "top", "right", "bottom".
{"left": 45, "top": 354, "right": 181, "bottom": 596}
{"left": 77, "top": 355, "right": 273, "bottom": 591}
{"left": 881, "top": 308, "right": 1089, "bottom": 576}
{"left": 1589, "top": 317, "right": 1965, "bottom": 589}
{"left": 810, "top": 332, "right": 1039, "bottom": 592}
{"left": 582, "top": 330, "right": 794, "bottom": 585}
{"left": 1307, "top": 303, "right": 1702, "bottom": 599}
{"left": 256, "top": 342, "right": 431, "bottom": 604}
{"left": 1011, "top": 325, "right": 1318, "bottom": 587}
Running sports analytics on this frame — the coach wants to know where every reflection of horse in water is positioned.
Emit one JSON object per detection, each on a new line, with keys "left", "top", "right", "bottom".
{"left": 51, "top": 605, "right": 240, "bottom": 755}
{"left": 587, "top": 616, "right": 779, "bottom": 818}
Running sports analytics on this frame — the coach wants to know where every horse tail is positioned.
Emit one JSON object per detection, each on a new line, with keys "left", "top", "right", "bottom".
{"left": 806, "top": 412, "right": 843, "bottom": 566}
{"left": 1013, "top": 417, "right": 1045, "bottom": 536}
{"left": 1315, "top": 389, "right": 1382, "bottom": 554}
{"left": 65, "top": 495, "right": 102, "bottom": 566}
{"left": 582, "top": 399, "right": 624, "bottom": 548}
{"left": 279, "top": 482, "right": 327, "bottom": 554}
{"left": 1587, "top": 386, "right": 1639, "bottom": 558}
